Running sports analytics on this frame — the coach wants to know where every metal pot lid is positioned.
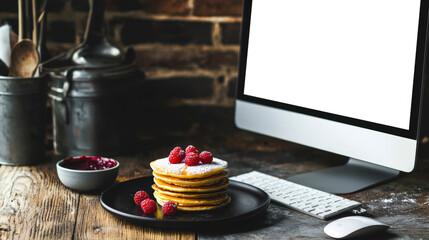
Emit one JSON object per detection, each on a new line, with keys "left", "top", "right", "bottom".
{"left": 41, "top": 47, "right": 140, "bottom": 80}
{"left": 46, "top": 49, "right": 144, "bottom": 99}
{"left": 41, "top": 0, "right": 126, "bottom": 70}
{"left": 50, "top": 62, "right": 142, "bottom": 83}
{"left": 48, "top": 64, "right": 143, "bottom": 99}
{"left": 71, "top": 38, "right": 124, "bottom": 66}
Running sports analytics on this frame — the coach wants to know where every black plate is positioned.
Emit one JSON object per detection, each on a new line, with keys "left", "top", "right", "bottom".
{"left": 100, "top": 176, "right": 270, "bottom": 228}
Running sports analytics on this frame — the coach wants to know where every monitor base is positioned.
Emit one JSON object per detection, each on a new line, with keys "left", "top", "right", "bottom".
{"left": 287, "top": 158, "right": 400, "bottom": 194}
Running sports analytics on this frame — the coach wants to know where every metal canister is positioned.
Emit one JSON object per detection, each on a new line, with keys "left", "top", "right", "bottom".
{"left": 41, "top": 0, "right": 144, "bottom": 156}
{"left": 44, "top": 62, "right": 143, "bottom": 157}
{"left": 0, "top": 75, "right": 48, "bottom": 165}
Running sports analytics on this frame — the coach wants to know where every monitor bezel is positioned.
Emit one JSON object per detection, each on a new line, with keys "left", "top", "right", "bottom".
{"left": 236, "top": 0, "right": 429, "bottom": 140}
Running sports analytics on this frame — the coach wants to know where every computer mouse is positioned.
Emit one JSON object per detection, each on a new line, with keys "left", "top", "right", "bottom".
{"left": 323, "top": 216, "right": 389, "bottom": 239}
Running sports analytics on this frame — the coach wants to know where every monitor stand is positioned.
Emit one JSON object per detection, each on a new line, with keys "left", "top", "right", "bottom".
{"left": 287, "top": 158, "right": 400, "bottom": 194}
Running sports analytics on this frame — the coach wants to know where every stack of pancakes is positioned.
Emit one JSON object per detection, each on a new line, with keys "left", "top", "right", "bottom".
{"left": 150, "top": 157, "right": 230, "bottom": 211}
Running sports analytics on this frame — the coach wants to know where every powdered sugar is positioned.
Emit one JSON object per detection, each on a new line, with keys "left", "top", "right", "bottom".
{"left": 150, "top": 157, "right": 228, "bottom": 177}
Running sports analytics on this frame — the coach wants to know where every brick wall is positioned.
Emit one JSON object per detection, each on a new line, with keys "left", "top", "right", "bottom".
{"left": 0, "top": 0, "right": 242, "bottom": 109}
{"left": 0, "top": 0, "right": 243, "bottom": 138}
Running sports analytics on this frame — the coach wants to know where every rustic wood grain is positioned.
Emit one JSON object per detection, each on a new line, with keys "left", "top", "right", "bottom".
{"left": 73, "top": 194, "right": 195, "bottom": 240}
{"left": 1, "top": 122, "right": 429, "bottom": 239}
{"left": 0, "top": 161, "right": 79, "bottom": 240}
{"left": 73, "top": 154, "right": 196, "bottom": 240}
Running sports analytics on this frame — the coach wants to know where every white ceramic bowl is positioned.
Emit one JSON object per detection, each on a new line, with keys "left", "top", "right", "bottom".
{"left": 56, "top": 157, "right": 120, "bottom": 192}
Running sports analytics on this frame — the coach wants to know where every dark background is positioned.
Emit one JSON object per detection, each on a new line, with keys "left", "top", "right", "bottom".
{"left": 0, "top": 0, "right": 243, "bottom": 142}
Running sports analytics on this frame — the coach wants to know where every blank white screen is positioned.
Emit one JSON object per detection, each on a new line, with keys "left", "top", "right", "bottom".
{"left": 243, "top": 0, "right": 421, "bottom": 130}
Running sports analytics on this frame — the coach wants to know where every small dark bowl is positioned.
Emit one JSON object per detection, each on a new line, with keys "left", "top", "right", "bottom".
{"left": 56, "top": 157, "right": 120, "bottom": 192}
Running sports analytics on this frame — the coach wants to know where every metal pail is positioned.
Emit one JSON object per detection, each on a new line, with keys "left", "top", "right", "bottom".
{"left": 46, "top": 64, "right": 143, "bottom": 157}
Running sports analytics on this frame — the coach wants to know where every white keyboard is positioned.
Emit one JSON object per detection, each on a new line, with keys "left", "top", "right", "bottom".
{"left": 230, "top": 171, "right": 362, "bottom": 219}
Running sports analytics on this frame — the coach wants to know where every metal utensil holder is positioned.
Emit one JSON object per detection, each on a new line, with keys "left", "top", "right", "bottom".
{"left": 0, "top": 75, "right": 48, "bottom": 165}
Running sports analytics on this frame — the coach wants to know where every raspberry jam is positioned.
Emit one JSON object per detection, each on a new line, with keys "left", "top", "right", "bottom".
{"left": 61, "top": 156, "right": 117, "bottom": 170}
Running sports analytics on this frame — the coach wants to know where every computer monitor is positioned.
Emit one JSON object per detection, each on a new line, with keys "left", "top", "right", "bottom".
{"left": 235, "top": 0, "right": 429, "bottom": 194}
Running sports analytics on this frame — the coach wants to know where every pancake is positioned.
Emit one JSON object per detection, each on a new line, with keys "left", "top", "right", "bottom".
{"left": 154, "top": 177, "right": 229, "bottom": 193}
{"left": 153, "top": 191, "right": 229, "bottom": 207}
{"left": 150, "top": 157, "right": 228, "bottom": 179}
{"left": 150, "top": 153, "right": 231, "bottom": 211}
{"left": 155, "top": 196, "right": 231, "bottom": 211}
{"left": 153, "top": 171, "right": 227, "bottom": 187}
{"left": 152, "top": 184, "right": 228, "bottom": 198}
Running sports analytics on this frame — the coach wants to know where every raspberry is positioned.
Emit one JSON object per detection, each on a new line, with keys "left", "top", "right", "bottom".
{"left": 184, "top": 152, "right": 199, "bottom": 166}
{"left": 134, "top": 191, "right": 149, "bottom": 206}
{"left": 141, "top": 199, "right": 157, "bottom": 214}
{"left": 162, "top": 201, "right": 177, "bottom": 216}
{"left": 199, "top": 151, "right": 213, "bottom": 164}
{"left": 171, "top": 146, "right": 182, "bottom": 154}
{"left": 185, "top": 145, "right": 199, "bottom": 155}
{"left": 169, "top": 147, "right": 185, "bottom": 164}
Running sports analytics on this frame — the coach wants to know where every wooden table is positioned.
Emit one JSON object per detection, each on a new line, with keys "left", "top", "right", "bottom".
{"left": 1, "top": 124, "right": 429, "bottom": 239}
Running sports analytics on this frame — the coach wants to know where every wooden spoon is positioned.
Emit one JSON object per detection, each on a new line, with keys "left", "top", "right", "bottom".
{"left": 9, "top": 39, "right": 39, "bottom": 78}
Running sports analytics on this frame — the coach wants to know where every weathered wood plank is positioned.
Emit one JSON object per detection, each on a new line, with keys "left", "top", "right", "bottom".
{"left": 73, "top": 194, "right": 195, "bottom": 240}
{"left": 0, "top": 161, "right": 79, "bottom": 240}
{"left": 73, "top": 155, "right": 196, "bottom": 240}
